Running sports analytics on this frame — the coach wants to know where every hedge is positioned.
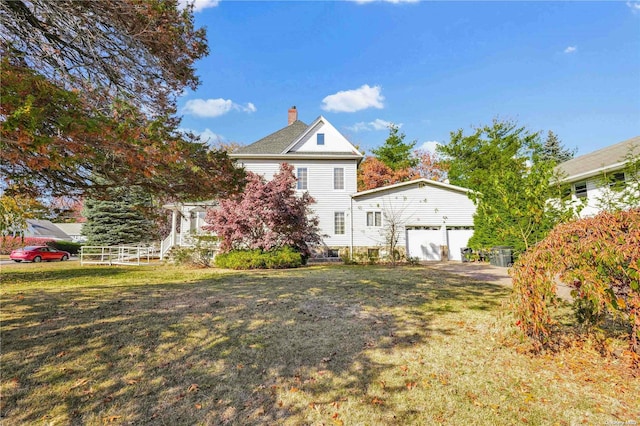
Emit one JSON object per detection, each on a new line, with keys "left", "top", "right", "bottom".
{"left": 215, "top": 247, "right": 302, "bottom": 270}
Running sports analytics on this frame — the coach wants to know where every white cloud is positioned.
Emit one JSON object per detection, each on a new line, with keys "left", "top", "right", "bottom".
{"left": 183, "top": 98, "right": 257, "bottom": 117}
{"left": 627, "top": 1, "right": 640, "bottom": 13}
{"left": 321, "top": 84, "right": 385, "bottom": 113}
{"left": 178, "top": 0, "right": 220, "bottom": 12}
{"left": 418, "top": 140, "right": 440, "bottom": 153}
{"left": 347, "top": 118, "right": 401, "bottom": 132}
{"left": 564, "top": 46, "right": 577, "bottom": 54}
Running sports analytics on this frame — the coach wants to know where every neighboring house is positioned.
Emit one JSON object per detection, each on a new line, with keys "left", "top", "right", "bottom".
{"left": 24, "top": 219, "right": 72, "bottom": 241}
{"left": 162, "top": 107, "right": 477, "bottom": 261}
{"left": 53, "top": 223, "right": 87, "bottom": 243}
{"left": 555, "top": 136, "right": 639, "bottom": 218}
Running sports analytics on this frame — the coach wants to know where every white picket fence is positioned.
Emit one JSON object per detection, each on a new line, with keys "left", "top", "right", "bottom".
{"left": 80, "top": 245, "right": 159, "bottom": 266}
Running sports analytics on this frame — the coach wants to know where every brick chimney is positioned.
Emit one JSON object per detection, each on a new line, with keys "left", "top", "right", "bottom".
{"left": 288, "top": 106, "right": 297, "bottom": 125}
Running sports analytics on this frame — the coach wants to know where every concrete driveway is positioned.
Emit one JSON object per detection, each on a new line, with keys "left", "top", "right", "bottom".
{"left": 426, "top": 261, "right": 573, "bottom": 301}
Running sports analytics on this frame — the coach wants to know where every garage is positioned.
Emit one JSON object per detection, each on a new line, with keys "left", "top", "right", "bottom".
{"left": 446, "top": 227, "right": 475, "bottom": 261}
{"left": 406, "top": 227, "right": 442, "bottom": 261}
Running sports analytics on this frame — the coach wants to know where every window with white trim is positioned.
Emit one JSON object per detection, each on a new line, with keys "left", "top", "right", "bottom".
{"left": 317, "top": 133, "right": 325, "bottom": 145}
{"left": 297, "top": 167, "right": 308, "bottom": 190}
{"left": 334, "top": 168, "right": 344, "bottom": 190}
{"left": 334, "top": 212, "right": 345, "bottom": 235}
{"left": 366, "top": 211, "right": 382, "bottom": 227}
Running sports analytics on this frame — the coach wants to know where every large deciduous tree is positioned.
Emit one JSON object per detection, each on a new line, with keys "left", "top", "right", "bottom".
{"left": 204, "top": 163, "right": 322, "bottom": 258}
{"left": 0, "top": 1, "right": 244, "bottom": 200}
{"left": 438, "top": 119, "right": 578, "bottom": 253}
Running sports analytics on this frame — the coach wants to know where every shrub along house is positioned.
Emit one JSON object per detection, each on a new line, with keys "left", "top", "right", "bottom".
{"left": 162, "top": 107, "right": 476, "bottom": 261}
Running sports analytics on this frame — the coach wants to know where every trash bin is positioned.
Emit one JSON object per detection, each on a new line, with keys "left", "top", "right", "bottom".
{"left": 460, "top": 247, "right": 472, "bottom": 263}
{"left": 491, "top": 246, "right": 513, "bottom": 267}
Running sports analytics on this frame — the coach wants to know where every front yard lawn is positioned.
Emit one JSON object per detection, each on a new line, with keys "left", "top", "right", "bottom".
{"left": 1, "top": 263, "right": 637, "bottom": 425}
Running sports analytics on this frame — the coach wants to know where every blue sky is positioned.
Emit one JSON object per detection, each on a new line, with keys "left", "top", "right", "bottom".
{"left": 178, "top": 0, "right": 640, "bottom": 157}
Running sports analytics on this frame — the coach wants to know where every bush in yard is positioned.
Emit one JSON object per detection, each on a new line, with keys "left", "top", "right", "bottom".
{"left": 0, "top": 236, "right": 53, "bottom": 254}
{"left": 46, "top": 240, "right": 83, "bottom": 255}
{"left": 215, "top": 247, "right": 302, "bottom": 270}
{"left": 511, "top": 209, "right": 640, "bottom": 368}
{"left": 204, "top": 163, "right": 321, "bottom": 259}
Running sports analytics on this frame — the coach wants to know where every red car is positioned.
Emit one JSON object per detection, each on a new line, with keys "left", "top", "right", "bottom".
{"left": 9, "top": 246, "right": 71, "bottom": 263}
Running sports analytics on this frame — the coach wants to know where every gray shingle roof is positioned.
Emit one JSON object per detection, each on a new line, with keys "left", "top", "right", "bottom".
{"left": 555, "top": 135, "right": 640, "bottom": 182}
{"left": 233, "top": 120, "right": 308, "bottom": 155}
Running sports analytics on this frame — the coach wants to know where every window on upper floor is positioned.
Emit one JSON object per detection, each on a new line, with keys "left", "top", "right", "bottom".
{"left": 574, "top": 181, "right": 587, "bottom": 199}
{"left": 334, "top": 211, "right": 345, "bottom": 235}
{"left": 366, "top": 211, "right": 382, "bottom": 227}
{"left": 334, "top": 168, "right": 344, "bottom": 190}
{"left": 317, "top": 133, "right": 325, "bottom": 145}
{"left": 297, "top": 167, "right": 308, "bottom": 190}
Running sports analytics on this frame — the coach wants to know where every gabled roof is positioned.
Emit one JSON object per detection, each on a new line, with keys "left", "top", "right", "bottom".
{"left": 233, "top": 120, "right": 308, "bottom": 155}
{"left": 555, "top": 135, "right": 640, "bottom": 183}
{"left": 231, "top": 116, "right": 363, "bottom": 159}
{"left": 352, "top": 178, "right": 471, "bottom": 198}
{"left": 25, "top": 219, "right": 72, "bottom": 240}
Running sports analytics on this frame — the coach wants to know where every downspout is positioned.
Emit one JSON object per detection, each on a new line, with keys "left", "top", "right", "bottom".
{"left": 350, "top": 196, "right": 354, "bottom": 260}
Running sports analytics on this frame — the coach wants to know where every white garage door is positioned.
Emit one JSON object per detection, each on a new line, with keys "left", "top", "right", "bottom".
{"left": 447, "top": 228, "right": 474, "bottom": 261}
{"left": 406, "top": 228, "right": 442, "bottom": 261}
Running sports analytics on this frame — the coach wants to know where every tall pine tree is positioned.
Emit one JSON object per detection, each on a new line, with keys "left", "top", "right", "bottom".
{"left": 541, "top": 131, "right": 575, "bottom": 164}
{"left": 82, "top": 186, "right": 157, "bottom": 246}
{"left": 371, "top": 124, "right": 418, "bottom": 171}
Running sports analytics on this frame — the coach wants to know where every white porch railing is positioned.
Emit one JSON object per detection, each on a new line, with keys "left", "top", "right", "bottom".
{"left": 80, "top": 246, "right": 157, "bottom": 266}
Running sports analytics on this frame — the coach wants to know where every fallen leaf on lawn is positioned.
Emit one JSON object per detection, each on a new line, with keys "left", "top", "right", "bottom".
{"left": 322, "top": 357, "right": 332, "bottom": 363}
{"left": 188, "top": 384, "right": 199, "bottom": 393}
{"left": 237, "top": 364, "right": 244, "bottom": 369}
{"left": 379, "top": 380, "right": 386, "bottom": 389}
{"left": 371, "top": 397, "right": 384, "bottom": 405}
{"left": 399, "top": 365, "right": 408, "bottom": 372}
{"left": 406, "top": 381, "right": 416, "bottom": 390}
{"left": 195, "top": 403, "right": 202, "bottom": 410}
{"left": 126, "top": 379, "right": 138, "bottom": 385}
{"left": 290, "top": 387, "right": 299, "bottom": 393}
{"left": 332, "top": 401, "right": 340, "bottom": 409}
{"left": 102, "top": 415, "right": 121, "bottom": 423}
{"left": 56, "top": 351, "right": 66, "bottom": 358}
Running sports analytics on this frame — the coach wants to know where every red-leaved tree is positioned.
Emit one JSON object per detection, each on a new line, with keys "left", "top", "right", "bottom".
{"left": 204, "top": 163, "right": 322, "bottom": 257}
{"left": 511, "top": 209, "right": 640, "bottom": 368}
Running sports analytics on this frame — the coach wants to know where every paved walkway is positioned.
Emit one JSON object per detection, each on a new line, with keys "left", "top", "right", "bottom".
{"left": 425, "top": 261, "right": 573, "bottom": 301}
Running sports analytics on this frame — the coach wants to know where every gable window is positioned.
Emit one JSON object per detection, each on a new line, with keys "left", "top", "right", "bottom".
{"left": 574, "top": 181, "right": 587, "bottom": 199}
{"left": 334, "top": 212, "right": 345, "bottom": 235}
{"left": 366, "top": 211, "right": 382, "bottom": 227}
{"left": 297, "top": 167, "right": 308, "bottom": 190}
{"left": 317, "top": 133, "right": 325, "bottom": 145}
{"left": 334, "top": 168, "right": 344, "bottom": 190}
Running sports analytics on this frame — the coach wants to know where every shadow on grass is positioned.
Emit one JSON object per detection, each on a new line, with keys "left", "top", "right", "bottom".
{"left": 1, "top": 264, "right": 510, "bottom": 424}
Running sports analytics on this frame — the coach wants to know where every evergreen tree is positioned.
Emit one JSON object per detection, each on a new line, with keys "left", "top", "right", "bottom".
{"left": 82, "top": 186, "right": 157, "bottom": 246}
{"left": 371, "top": 124, "right": 418, "bottom": 171}
{"left": 541, "top": 131, "right": 575, "bottom": 164}
{"left": 438, "top": 120, "right": 579, "bottom": 253}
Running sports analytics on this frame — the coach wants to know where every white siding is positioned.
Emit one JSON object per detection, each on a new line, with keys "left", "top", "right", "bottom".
{"left": 352, "top": 182, "right": 476, "bottom": 252}
{"left": 240, "top": 158, "right": 359, "bottom": 246}
{"left": 289, "top": 119, "right": 358, "bottom": 154}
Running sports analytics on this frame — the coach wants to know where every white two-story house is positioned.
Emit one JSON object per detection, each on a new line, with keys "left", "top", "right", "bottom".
{"left": 161, "top": 107, "right": 477, "bottom": 261}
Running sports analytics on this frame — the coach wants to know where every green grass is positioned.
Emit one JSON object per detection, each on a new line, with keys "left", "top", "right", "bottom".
{"left": 1, "top": 263, "right": 638, "bottom": 425}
